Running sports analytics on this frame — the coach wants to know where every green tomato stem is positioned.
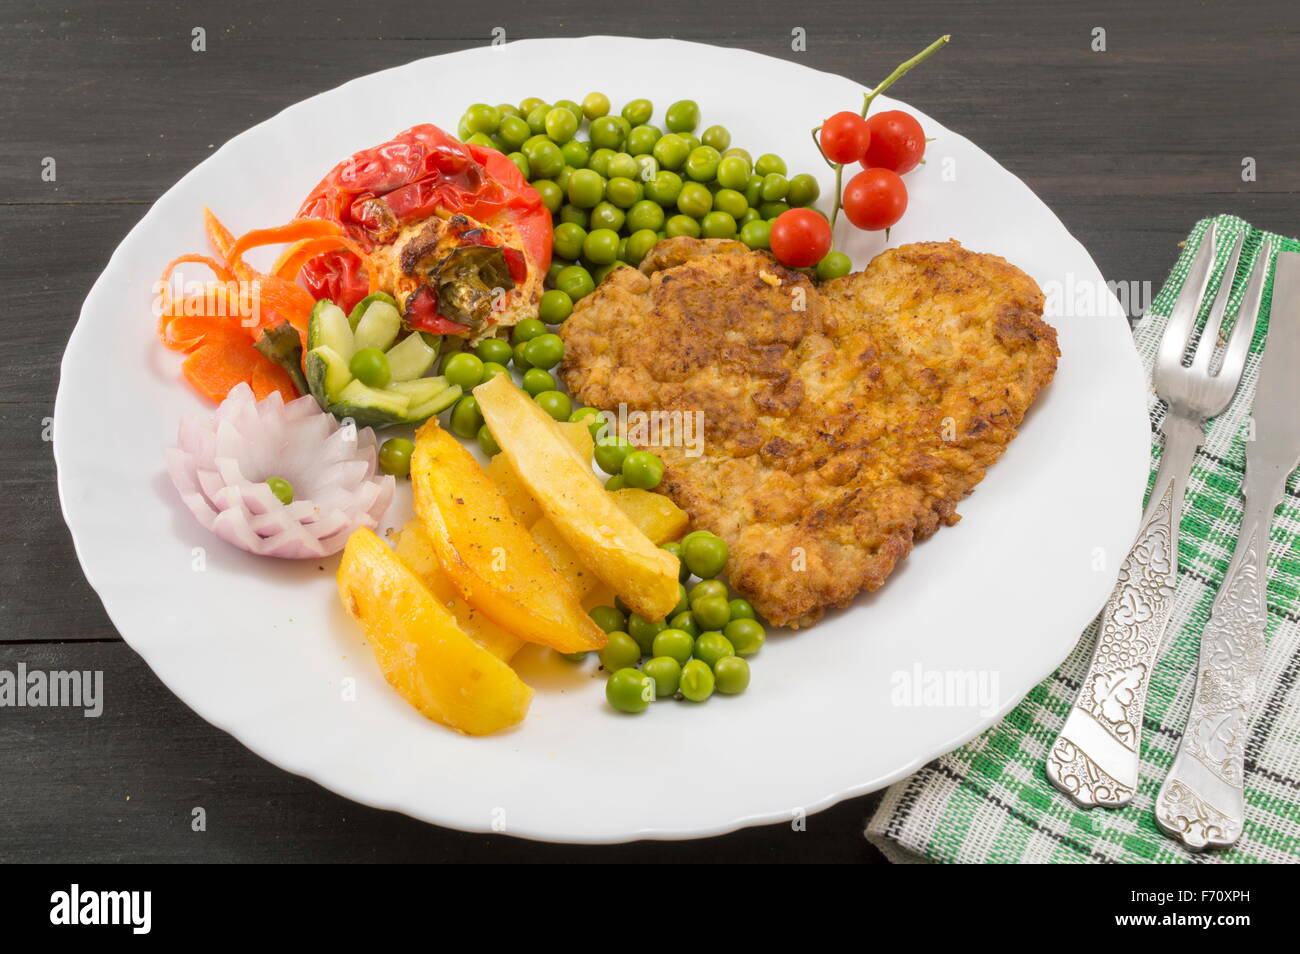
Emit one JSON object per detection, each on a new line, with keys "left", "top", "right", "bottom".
{"left": 826, "top": 34, "right": 951, "bottom": 231}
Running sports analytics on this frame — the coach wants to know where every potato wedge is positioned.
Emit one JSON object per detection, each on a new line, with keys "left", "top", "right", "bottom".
{"left": 608, "top": 488, "right": 690, "bottom": 545}
{"left": 530, "top": 517, "right": 598, "bottom": 598}
{"left": 337, "top": 528, "right": 532, "bottom": 736}
{"left": 486, "top": 421, "right": 595, "bottom": 527}
{"left": 410, "top": 419, "right": 607, "bottom": 653}
{"left": 555, "top": 420, "right": 596, "bottom": 463}
{"left": 393, "top": 520, "right": 525, "bottom": 662}
{"left": 475, "top": 374, "right": 680, "bottom": 621}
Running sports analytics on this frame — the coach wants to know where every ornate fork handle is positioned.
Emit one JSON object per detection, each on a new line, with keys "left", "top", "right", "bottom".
{"left": 1046, "top": 412, "right": 1202, "bottom": 808}
{"left": 1154, "top": 468, "right": 1280, "bottom": 849}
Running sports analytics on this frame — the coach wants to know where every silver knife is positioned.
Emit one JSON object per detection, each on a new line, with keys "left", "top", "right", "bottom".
{"left": 1154, "top": 245, "right": 1296, "bottom": 850}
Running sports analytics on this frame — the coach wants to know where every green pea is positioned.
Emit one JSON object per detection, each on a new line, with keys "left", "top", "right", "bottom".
{"left": 532, "top": 178, "right": 563, "bottom": 212}
{"left": 760, "top": 173, "right": 789, "bottom": 203}
{"left": 592, "top": 260, "right": 627, "bottom": 285}
{"left": 634, "top": 154, "right": 659, "bottom": 183}
{"left": 684, "top": 145, "right": 721, "bottom": 183}
{"left": 525, "top": 105, "right": 551, "bottom": 135}
{"left": 481, "top": 361, "right": 510, "bottom": 383}
{"left": 538, "top": 288, "right": 573, "bottom": 323}
{"left": 512, "top": 340, "right": 532, "bottom": 370}
{"left": 567, "top": 168, "right": 605, "bottom": 209}
{"left": 618, "top": 199, "right": 662, "bottom": 235}
{"left": 624, "top": 228, "right": 659, "bottom": 266}
{"left": 555, "top": 99, "right": 584, "bottom": 123}
{"left": 694, "top": 631, "right": 735, "bottom": 669}
{"left": 558, "top": 204, "right": 589, "bottom": 228}
{"left": 663, "top": 546, "right": 690, "bottom": 585}
{"left": 669, "top": 610, "right": 700, "bottom": 637}
{"left": 582, "top": 227, "right": 620, "bottom": 266}
{"left": 553, "top": 221, "right": 587, "bottom": 261}
{"left": 669, "top": 582, "right": 690, "bottom": 617}
{"left": 587, "top": 148, "right": 615, "bottom": 177}
{"left": 589, "top": 605, "right": 626, "bottom": 633}
{"left": 754, "top": 153, "right": 787, "bottom": 176}
{"left": 664, "top": 99, "right": 700, "bottom": 133}
{"left": 744, "top": 173, "right": 764, "bottom": 207}
{"left": 727, "top": 598, "right": 757, "bottom": 621}
{"left": 442, "top": 351, "right": 485, "bottom": 390}
{"left": 643, "top": 656, "right": 682, "bottom": 698}
{"left": 522, "top": 367, "right": 556, "bottom": 397}
{"left": 683, "top": 531, "right": 729, "bottom": 578}
{"left": 713, "top": 656, "right": 750, "bottom": 694}
{"left": 722, "top": 146, "right": 752, "bottom": 163}
{"left": 700, "top": 124, "right": 731, "bottom": 152}
{"left": 605, "top": 152, "right": 639, "bottom": 180}
{"left": 543, "top": 107, "right": 576, "bottom": 143}
{"left": 724, "top": 618, "right": 766, "bottom": 656}
{"left": 511, "top": 318, "right": 547, "bottom": 344}
{"left": 665, "top": 214, "right": 701, "bottom": 238}
{"left": 496, "top": 104, "right": 521, "bottom": 119}
{"left": 815, "top": 251, "right": 853, "bottom": 282}
{"left": 627, "top": 612, "right": 668, "bottom": 655}
{"left": 560, "top": 650, "right": 588, "bottom": 663}
{"left": 477, "top": 425, "right": 502, "bottom": 457}
{"left": 464, "top": 103, "right": 501, "bottom": 135}
{"left": 556, "top": 264, "right": 596, "bottom": 301}
{"left": 761, "top": 201, "right": 791, "bottom": 220}
{"left": 534, "top": 389, "right": 571, "bottom": 421}
{"left": 606, "top": 667, "right": 655, "bottom": 713}
{"left": 349, "top": 347, "right": 391, "bottom": 388}
{"left": 619, "top": 97, "right": 652, "bottom": 125}
{"left": 652, "top": 628, "right": 694, "bottom": 666}
{"left": 378, "top": 438, "right": 414, "bottom": 478}
{"left": 599, "top": 631, "right": 642, "bottom": 672}
{"left": 266, "top": 476, "right": 294, "bottom": 504}
{"left": 570, "top": 405, "right": 607, "bottom": 440}
{"left": 712, "top": 188, "right": 749, "bottom": 219}
{"left": 739, "top": 218, "right": 771, "bottom": 250}
{"left": 786, "top": 173, "right": 821, "bottom": 207}
{"left": 679, "top": 659, "right": 715, "bottom": 702}
{"left": 605, "top": 475, "right": 627, "bottom": 490}
{"left": 506, "top": 151, "right": 530, "bottom": 180}
{"left": 582, "top": 91, "right": 610, "bottom": 120}
{"left": 700, "top": 211, "right": 737, "bottom": 239}
{"left": 678, "top": 133, "right": 701, "bottom": 153}
{"left": 561, "top": 138, "right": 592, "bottom": 169}
{"left": 676, "top": 181, "right": 713, "bottom": 219}
{"left": 615, "top": 450, "right": 662, "bottom": 489}
{"left": 554, "top": 166, "right": 574, "bottom": 193}
{"left": 717, "top": 155, "right": 748, "bottom": 192}
{"left": 589, "top": 115, "right": 624, "bottom": 150}
{"left": 518, "top": 96, "right": 546, "bottom": 114}
{"left": 498, "top": 115, "right": 531, "bottom": 149}
{"left": 691, "top": 595, "right": 731, "bottom": 630}
{"left": 524, "top": 333, "right": 564, "bottom": 370}
{"left": 646, "top": 170, "right": 684, "bottom": 206}
{"left": 690, "top": 577, "right": 728, "bottom": 603}
{"left": 449, "top": 394, "right": 484, "bottom": 438}
{"left": 594, "top": 433, "right": 632, "bottom": 475}
{"left": 605, "top": 176, "right": 643, "bottom": 209}
{"left": 652, "top": 133, "right": 690, "bottom": 171}
{"left": 626, "top": 123, "right": 661, "bottom": 157}
{"left": 588, "top": 201, "right": 625, "bottom": 232}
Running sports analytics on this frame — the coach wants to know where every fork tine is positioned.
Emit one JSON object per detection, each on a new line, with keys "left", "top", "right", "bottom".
{"left": 1192, "top": 230, "right": 1247, "bottom": 374}
{"left": 1159, "top": 223, "right": 1217, "bottom": 370}
{"left": 1217, "top": 239, "right": 1272, "bottom": 387}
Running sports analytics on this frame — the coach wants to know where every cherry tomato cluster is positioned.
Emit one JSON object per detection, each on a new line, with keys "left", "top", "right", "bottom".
{"left": 822, "top": 109, "right": 924, "bottom": 231}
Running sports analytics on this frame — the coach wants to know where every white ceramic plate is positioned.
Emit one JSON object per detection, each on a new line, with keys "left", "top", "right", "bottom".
{"left": 55, "top": 37, "right": 1149, "bottom": 843}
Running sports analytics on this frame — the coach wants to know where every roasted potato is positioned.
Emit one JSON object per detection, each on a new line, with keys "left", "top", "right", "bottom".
{"left": 393, "top": 520, "right": 526, "bottom": 662}
{"left": 608, "top": 488, "right": 689, "bottom": 545}
{"left": 475, "top": 375, "right": 680, "bottom": 621}
{"left": 410, "top": 420, "right": 607, "bottom": 654}
{"left": 337, "top": 528, "right": 532, "bottom": 736}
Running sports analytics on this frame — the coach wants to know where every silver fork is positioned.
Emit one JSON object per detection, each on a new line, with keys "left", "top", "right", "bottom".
{"left": 1046, "top": 222, "right": 1263, "bottom": 808}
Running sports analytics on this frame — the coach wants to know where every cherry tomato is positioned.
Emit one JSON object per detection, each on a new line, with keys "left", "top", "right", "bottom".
{"left": 768, "top": 208, "right": 832, "bottom": 268}
{"left": 842, "top": 168, "right": 908, "bottom": 231}
{"left": 861, "top": 110, "right": 925, "bottom": 174}
{"left": 818, "top": 111, "right": 872, "bottom": 164}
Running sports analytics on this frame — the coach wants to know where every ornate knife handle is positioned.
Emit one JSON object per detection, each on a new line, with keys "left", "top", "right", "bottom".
{"left": 1046, "top": 413, "right": 1202, "bottom": 808}
{"left": 1154, "top": 472, "right": 1279, "bottom": 849}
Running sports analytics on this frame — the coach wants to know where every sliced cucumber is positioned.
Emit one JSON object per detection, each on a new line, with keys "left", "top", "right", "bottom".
{"left": 347, "top": 291, "right": 399, "bottom": 329}
{"left": 336, "top": 380, "right": 410, "bottom": 416}
{"left": 385, "top": 331, "right": 440, "bottom": 382}
{"left": 306, "top": 345, "right": 352, "bottom": 402}
{"left": 308, "top": 300, "right": 354, "bottom": 357}
{"left": 389, "top": 375, "right": 452, "bottom": 404}
{"left": 407, "top": 384, "right": 463, "bottom": 423}
{"left": 353, "top": 300, "right": 402, "bottom": 353}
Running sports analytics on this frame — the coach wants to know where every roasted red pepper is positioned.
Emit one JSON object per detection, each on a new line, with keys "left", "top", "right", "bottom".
{"left": 296, "top": 124, "right": 551, "bottom": 317}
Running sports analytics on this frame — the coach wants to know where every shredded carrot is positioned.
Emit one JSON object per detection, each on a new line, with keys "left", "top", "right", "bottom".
{"left": 181, "top": 335, "right": 295, "bottom": 404}
{"left": 272, "top": 234, "right": 372, "bottom": 282}
{"left": 226, "top": 218, "right": 345, "bottom": 268}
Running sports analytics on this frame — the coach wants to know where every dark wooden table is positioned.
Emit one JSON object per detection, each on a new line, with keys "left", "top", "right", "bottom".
{"left": 3, "top": 0, "right": 1296, "bottom": 863}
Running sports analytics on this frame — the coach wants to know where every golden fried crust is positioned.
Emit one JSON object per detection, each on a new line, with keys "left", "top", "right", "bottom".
{"left": 559, "top": 237, "right": 1058, "bottom": 628}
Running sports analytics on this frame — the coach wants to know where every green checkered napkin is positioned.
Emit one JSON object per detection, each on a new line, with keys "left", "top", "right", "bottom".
{"left": 866, "top": 215, "right": 1300, "bottom": 863}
